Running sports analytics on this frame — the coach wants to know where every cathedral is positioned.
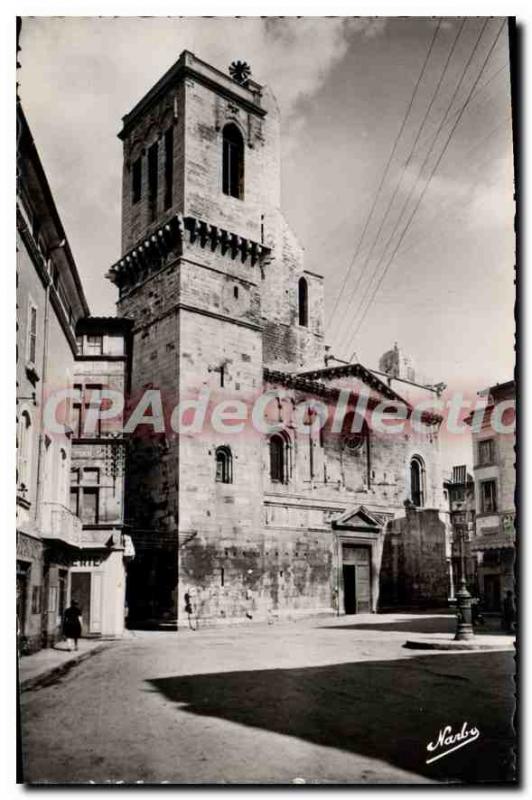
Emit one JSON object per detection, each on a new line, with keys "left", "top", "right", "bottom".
{"left": 106, "top": 51, "right": 450, "bottom": 628}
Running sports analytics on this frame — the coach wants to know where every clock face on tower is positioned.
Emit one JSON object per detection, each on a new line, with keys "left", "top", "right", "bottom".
{"left": 229, "top": 60, "right": 252, "bottom": 85}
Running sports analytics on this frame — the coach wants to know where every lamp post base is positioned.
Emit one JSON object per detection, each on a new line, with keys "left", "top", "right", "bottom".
{"left": 455, "top": 585, "right": 474, "bottom": 641}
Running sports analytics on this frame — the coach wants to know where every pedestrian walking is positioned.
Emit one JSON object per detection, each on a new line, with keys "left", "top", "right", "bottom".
{"left": 63, "top": 600, "right": 82, "bottom": 651}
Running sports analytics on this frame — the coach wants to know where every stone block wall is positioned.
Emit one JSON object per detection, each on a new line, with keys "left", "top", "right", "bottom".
{"left": 380, "top": 508, "right": 448, "bottom": 608}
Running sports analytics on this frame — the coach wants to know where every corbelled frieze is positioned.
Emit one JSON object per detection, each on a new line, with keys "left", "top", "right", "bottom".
{"left": 106, "top": 213, "right": 270, "bottom": 293}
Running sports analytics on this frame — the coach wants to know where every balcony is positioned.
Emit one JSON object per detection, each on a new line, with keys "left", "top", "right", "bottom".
{"left": 40, "top": 502, "right": 82, "bottom": 548}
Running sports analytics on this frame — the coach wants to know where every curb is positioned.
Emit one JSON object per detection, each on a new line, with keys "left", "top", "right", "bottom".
{"left": 404, "top": 638, "right": 515, "bottom": 652}
{"left": 19, "top": 643, "right": 110, "bottom": 692}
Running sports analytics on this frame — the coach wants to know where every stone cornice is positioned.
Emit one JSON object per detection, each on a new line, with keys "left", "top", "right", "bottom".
{"left": 299, "top": 363, "right": 409, "bottom": 406}
{"left": 264, "top": 367, "right": 443, "bottom": 426}
{"left": 119, "top": 52, "right": 265, "bottom": 141}
{"left": 106, "top": 214, "right": 271, "bottom": 295}
{"left": 266, "top": 366, "right": 411, "bottom": 408}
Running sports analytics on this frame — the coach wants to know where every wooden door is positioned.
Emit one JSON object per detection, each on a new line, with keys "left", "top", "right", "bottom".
{"left": 342, "top": 545, "right": 371, "bottom": 614}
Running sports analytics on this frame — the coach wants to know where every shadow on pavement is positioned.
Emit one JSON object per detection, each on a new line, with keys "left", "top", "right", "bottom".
{"left": 321, "top": 615, "right": 508, "bottom": 637}
{"left": 148, "top": 650, "right": 515, "bottom": 784}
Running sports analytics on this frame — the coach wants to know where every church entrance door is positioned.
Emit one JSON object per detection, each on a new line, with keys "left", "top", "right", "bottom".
{"left": 342, "top": 545, "right": 371, "bottom": 613}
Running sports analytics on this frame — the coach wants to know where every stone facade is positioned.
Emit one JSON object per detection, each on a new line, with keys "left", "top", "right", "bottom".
{"left": 380, "top": 508, "right": 448, "bottom": 608}
{"left": 70, "top": 318, "right": 133, "bottom": 637}
{"left": 108, "top": 51, "right": 450, "bottom": 627}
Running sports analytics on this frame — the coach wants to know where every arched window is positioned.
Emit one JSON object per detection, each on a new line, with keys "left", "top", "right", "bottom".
{"left": 298, "top": 277, "right": 308, "bottom": 327}
{"left": 17, "top": 410, "right": 32, "bottom": 491}
{"left": 215, "top": 446, "right": 233, "bottom": 484}
{"left": 341, "top": 411, "right": 369, "bottom": 453}
{"left": 270, "top": 432, "right": 291, "bottom": 484}
{"left": 222, "top": 124, "right": 244, "bottom": 199}
{"left": 410, "top": 456, "right": 425, "bottom": 507}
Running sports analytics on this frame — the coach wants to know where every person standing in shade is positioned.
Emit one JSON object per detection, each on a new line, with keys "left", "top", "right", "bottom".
{"left": 62, "top": 599, "right": 82, "bottom": 651}
{"left": 502, "top": 590, "right": 515, "bottom": 633}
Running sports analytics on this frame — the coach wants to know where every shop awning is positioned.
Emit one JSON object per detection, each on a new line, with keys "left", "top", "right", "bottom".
{"left": 470, "top": 532, "right": 515, "bottom": 551}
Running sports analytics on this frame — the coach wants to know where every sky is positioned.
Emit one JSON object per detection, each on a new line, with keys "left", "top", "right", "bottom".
{"left": 18, "top": 17, "right": 515, "bottom": 468}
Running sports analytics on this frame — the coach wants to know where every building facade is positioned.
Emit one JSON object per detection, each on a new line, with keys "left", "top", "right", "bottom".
{"left": 106, "top": 51, "right": 450, "bottom": 628}
{"left": 466, "top": 381, "right": 516, "bottom": 611}
{"left": 70, "top": 317, "right": 134, "bottom": 637}
{"left": 17, "top": 104, "right": 132, "bottom": 652}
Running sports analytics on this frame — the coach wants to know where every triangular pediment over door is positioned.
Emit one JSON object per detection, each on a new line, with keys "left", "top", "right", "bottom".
{"left": 332, "top": 505, "right": 384, "bottom": 532}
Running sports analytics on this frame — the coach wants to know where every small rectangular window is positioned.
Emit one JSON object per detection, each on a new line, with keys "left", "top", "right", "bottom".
{"left": 85, "top": 334, "right": 103, "bottom": 356}
{"left": 164, "top": 128, "right": 173, "bottom": 210}
{"left": 132, "top": 157, "right": 142, "bottom": 204}
{"left": 148, "top": 142, "right": 158, "bottom": 221}
{"left": 478, "top": 439, "right": 495, "bottom": 465}
{"left": 83, "top": 467, "right": 100, "bottom": 485}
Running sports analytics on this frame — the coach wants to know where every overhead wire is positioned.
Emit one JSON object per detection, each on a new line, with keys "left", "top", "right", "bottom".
{"left": 344, "top": 19, "right": 507, "bottom": 358}
{"left": 328, "top": 18, "right": 468, "bottom": 350}
{"left": 325, "top": 19, "right": 443, "bottom": 328}
{"left": 336, "top": 17, "right": 491, "bottom": 354}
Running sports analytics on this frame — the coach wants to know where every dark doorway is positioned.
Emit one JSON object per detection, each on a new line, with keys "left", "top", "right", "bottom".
{"left": 343, "top": 565, "right": 356, "bottom": 614}
{"left": 342, "top": 545, "right": 371, "bottom": 614}
{"left": 71, "top": 572, "right": 91, "bottom": 632}
{"left": 17, "top": 561, "right": 29, "bottom": 643}
{"left": 484, "top": 574, "right": 501, "bottom": 611}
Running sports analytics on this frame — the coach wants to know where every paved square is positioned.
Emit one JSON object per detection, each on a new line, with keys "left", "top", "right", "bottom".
{"left": 20, "top": 613, "right": 516, "bottom": 784}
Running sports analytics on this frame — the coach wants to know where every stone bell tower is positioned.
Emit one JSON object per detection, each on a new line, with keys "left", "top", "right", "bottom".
{"left": 107, "top": 51, "right": 324, "bottom": 624}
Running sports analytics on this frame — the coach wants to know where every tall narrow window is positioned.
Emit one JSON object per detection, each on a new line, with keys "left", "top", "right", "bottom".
{"left": 410, "top": 456, "right": 425, "bottom": 507}
{"left": 164, "top": 128, "right": 174, "bottom": 210}
{"left": 132, "top": 157, "right": 142, "bottom": 204}
{"left": 81, "top": 487, "right": 99, "bottom": 524}
{"left": 148, "top": 141, "right": 158, "bottom": 221}
{"left": 27, "top": 302, "right": 37, "bottom": 364}
{"left": 480, "top": 480, "right": 497, "bottom": 514}
{"left": 215, "top": 446, "right": 233, "bottom": 484}
{"left": 298, "top": 277, "right": 308, "bottom": 327}
{"left": 17, "top": 410, "right": 32, "bottom": 491}
{"left": 69, "top": 487, "right": 79, "bottom": 516}
{"left": 85, "top": 384, "right": 103, "bottom": 436}
{"left": 222, "top": 124, "right": 244, "bottom": 199}
{"left": 270, "top": 433, "right": 290, "bottom": 484}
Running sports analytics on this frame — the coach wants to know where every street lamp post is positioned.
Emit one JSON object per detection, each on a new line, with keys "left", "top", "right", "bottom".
{"left": 454, "top": 527, "right": 474, "bottom": 641}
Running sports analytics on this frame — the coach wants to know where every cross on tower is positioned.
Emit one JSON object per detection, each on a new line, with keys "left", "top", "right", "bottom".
{"left": 212, "top": 361, "right": 228, "bottom": 388}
